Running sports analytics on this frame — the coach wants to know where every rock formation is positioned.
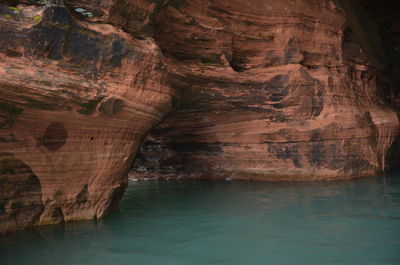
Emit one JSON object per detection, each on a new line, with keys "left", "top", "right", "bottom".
{"left": 0, "top": 0, "right": 399, "bottom": 234}
{"left": 131, "top": 0, "right": 400, "bottom": 180}
{"left": 0, "top": 0, "right": 176, "bottom": 233}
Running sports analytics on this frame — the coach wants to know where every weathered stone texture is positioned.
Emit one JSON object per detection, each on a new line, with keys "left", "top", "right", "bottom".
{"left": 0, "top": 0, "right": 176, "bottom": 233}
{"left": 131, "top": 0, "right": 400, "bottom": 180}
{"left": 0, "top": 0, "right": 399, "bottom": 234}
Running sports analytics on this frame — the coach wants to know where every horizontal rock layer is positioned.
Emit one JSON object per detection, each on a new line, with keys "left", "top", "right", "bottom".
{"left": 131, "top": 0, "right": 400, "bottom": 180}
{"left": 0, "top": 0, "right": 399, "bottom": 234}
{"left": 0, "top": 0, "right": 176, "bottom": 233}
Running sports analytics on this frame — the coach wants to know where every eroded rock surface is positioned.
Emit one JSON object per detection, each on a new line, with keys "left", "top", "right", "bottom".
{"left": 0, "top": 0, "right": 175, "bottom": 233}
{"left": 0, "top": 0, "right": 399, "bottom": 234}
{"left": 131, "top": 0, "right": 400, "bottom": 180}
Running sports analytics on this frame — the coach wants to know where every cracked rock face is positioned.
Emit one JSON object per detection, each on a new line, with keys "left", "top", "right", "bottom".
{"left": 0, "top": 0, "right": 175, "bottom": 233}
{"left": 0, "top": 0, "right": 399, "bottom": 234}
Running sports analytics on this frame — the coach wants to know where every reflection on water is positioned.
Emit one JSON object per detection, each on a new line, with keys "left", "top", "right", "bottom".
{"left": 1, "top": 172, "right": 400, "bottom": 265}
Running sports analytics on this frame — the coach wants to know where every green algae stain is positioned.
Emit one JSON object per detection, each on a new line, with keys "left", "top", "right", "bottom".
{"left": 0, "top": 14, "right": 12, "bottom": 19}
{"left": 32, "top": 15, "right": 41, "bottom": 22}
{"left": 8, "top": 7, "right": 22, "bottom": 13}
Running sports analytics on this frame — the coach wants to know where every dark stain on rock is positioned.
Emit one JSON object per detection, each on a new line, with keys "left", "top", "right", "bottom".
{"left": 99, "top": 98, "right": 124, "bottom": 115}
{"left": 111, "top": 40, "right": 126, "bottom": 67}
{"left": 306, "top": 127, "right": 346, "bottom": 170}
{"left": 43, "top": 123, "right": 67, "bottom": 151}
{"left": 268, "top": 143, "right": 302, "bottom": 168}
{"left": 328, "top": 76, "right": 334, "bottom": 90}
{"left": 104, "top": 183, "right": 127, "bottom": 215}
{"left": 355, "top": 113, "right": 366, "bottom": 128}
{"left": 269, "top": 88, "right": 289, "bottom": 102}
{"left": 208, "top": 6, "right": 233, "bottom": 15}
{"left": 0, "top": 102, "right": 23, "bottom": 128}
{"left": 229, "top": 56, "right": 246, "bottom": 72}
{"left": 171, "top": 95, "right": 181, "bottom": 110}
{"left": 168, "top": 142, "right": 223, "bottom": 155}
{"left": 44, "top": 206, "right": 64, "bottom": 224}
{"left": 324, "top": 144, "right": 346, "bottom": 170}
{"left": 308, "top": 142, "right": 324, "bottom": 168}
{"left": 311, "top": 89, "right": 324, "bottom": 118}
{"left": 64, "top": 31, "right": 101, "bottom": 65}
{"left": 284, "top": 50, "right": 303, "bottom": 64}
{"left": 30, "top": 24, "right": 68, "bottom": 60}
{"left": 43, "top": 5, "right": 74, "bottom": 26}
{"left": 309, "top": 129, "right": 322, "bottom": 142}
{"left": 358, "top": 111, "right": 381, "bottom": 168}
{"left": 77, "top": 97, "right": 104, "bottom": 115}
{"left": 76, "top": 184, "right": 88, "bottom": 203}
{"left": 385, "top": 135, "right": 400, "bottom": 171}
{"left": 272, "top": 103, "right": 285, "bottom": 109}
{"left": 5, "top": 49, "right": 22, "bottom": 57}
{"left": 0, "top": 200, "right": 5, "bottom": 215}
{"left": 26, "top": 2, "right": 76, "bottom": 60}
{"left": 265, "top": 51, "right": 284, "bottom": 67}
{"left": 355, "top": 112, "right": 377, "bottom": 145}
{"left": 0, "top": 153, "right": 44, "bottom": 234}
{"left": 364, "top": 111, "right": 378, "bottom": 146}
{"left": 268, "top": 74, "right": 289, "bottom": 89}
{"left": 132, "top": 133, "right": 225, "bottom": 175}
{"left": 340, "top": 158, "right": 374, "bottom": 175}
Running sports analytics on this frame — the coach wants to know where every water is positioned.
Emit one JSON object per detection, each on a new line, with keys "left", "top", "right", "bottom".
{"left": 1, "top": 172, "right": 400, "bottom": 265}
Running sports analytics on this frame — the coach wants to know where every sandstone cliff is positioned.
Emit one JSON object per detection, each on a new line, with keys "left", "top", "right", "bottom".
{"left": 0, "top": 0, "right": 176, "bottom": 233}
{"left": 130, "top": 0, "right": 400, "bottom": 180}
{"left": 0, "top": 0, "right": 399, "bottom": 234}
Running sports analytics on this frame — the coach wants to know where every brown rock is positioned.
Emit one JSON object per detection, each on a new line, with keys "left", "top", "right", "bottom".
{"left": 131, "top": 0, "right": 400, "bottom": 181}
{"left": 0, "top": 0, "right": 176, "bottom": 233}
{"left": 0, "top": 0, "right": 399, "bottom": 234}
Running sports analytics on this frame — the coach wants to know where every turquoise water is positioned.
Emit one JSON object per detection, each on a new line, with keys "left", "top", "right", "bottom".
{"left": 1, "top": 173, "right": 400, "bottom": 265}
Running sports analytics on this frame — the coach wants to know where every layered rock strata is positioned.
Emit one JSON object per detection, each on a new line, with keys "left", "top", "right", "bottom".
{"left": 0, "top": 0, "right": 175, "bottom": 233}
{"left": 131, "top": 0, "right": 400, "bottom": 180}
{"left": 0, "top": 0, "right": 399, "bottom": 234}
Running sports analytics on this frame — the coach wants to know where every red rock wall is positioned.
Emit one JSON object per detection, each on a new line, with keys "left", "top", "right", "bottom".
{"left": 131, "top": 0, "right": 400, "bottom": 180}
{"left": 0, "top": 0, "right": 176, "bottom": 233}
{"left": 0, "top": 0, "right": 399, "bottom": 234}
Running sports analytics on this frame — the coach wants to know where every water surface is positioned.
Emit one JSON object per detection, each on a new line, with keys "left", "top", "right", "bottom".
{"left": 1, "top": 172, "right": 400, "bottom": 265}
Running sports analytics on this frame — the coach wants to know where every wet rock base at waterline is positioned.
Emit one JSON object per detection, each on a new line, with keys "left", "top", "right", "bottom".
{"left": 1, "top": 0, "right": 400, "bottom": 234}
